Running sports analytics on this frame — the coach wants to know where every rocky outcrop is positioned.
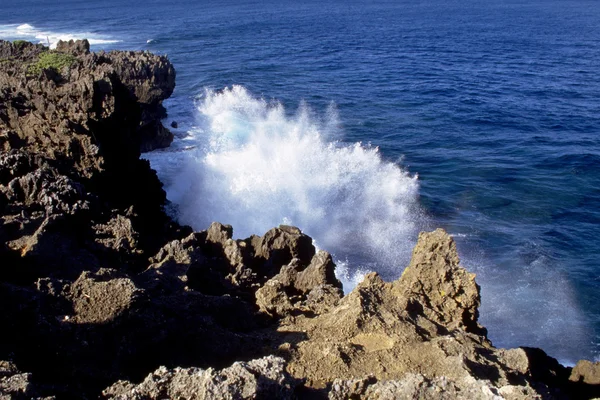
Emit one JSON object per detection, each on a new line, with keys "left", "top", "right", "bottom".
{"left": 272, "top": 230, "right": 567, "bottom": 398}
{"left": 328, "top": 374, "right": 536, "bottom": 400}
{"left": 0, "top": 39, "right": 179, "bottom": 273}
{"left": 2, "top": 40, "right": 598, "bottom": 400}
{"left": 0, "top": 39, "right": 174, "bottom": 157}
{"left": 102, "top": 356, "right": 296, "bottom": 400}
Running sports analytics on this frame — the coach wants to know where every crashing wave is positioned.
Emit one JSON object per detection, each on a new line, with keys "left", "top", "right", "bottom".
{"left": 0, "top": 23, "right": 120, "bottom": 49}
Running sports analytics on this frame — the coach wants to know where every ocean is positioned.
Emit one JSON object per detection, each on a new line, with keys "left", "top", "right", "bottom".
{"left": 1, "top": 0, "right": 599, "bottom": 366}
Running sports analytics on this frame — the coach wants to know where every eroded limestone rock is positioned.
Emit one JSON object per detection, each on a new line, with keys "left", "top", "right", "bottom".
{"left": 102, "top": 356, "right": 296, "bottom": 400}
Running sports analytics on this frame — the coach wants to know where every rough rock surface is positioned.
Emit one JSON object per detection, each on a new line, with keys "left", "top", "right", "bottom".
{"left": 328, "top": 374, "right": 535, "bottom": 400}
{"left": 0, "top": 360, "right": 54, "bottom": 400}
{"left": 102, "top": 356, "right": 296, "bottom": 400}
{"left": 275, "top": 231, "right": 571, "bottom": 399}
{"left": 1, "top": 40, "right": 598, "bottom": 400}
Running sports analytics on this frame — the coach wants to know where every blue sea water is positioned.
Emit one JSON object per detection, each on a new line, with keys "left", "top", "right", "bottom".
{"left": 2, "top": 0, "right": 600, "bottom": 365}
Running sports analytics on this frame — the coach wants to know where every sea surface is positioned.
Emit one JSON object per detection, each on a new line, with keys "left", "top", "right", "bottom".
{"left": 2, "top": 0, "right": 599, "bottom": 365}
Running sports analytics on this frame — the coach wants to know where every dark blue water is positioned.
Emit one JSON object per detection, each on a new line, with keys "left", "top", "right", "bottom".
{"left": 2, "top": 0, "right": 600, "bottom": 365}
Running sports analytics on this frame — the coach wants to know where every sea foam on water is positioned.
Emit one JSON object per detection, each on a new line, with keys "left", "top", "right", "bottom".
{"left": 145, "top": 85, "right": 593, "bottom": 365}
{"left": 0, "top": 23, "right": 120, "bottom": 49}
{"left": 162, "top": 85, "right": 423, "bottom": 285}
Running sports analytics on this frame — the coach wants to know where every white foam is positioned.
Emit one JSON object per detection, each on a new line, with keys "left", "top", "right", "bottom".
{"left": 463, "top": 243, "right": 594, "bottom": 364}
{"left": 152, "top": 85, "right": 424, "bottom": 281}
{"left": 0, "top": 23, "right": 120, "bottom": 49}
{"left": 144, "top": 85, "right": 593, "bottom": 363}
{"left": 334, "top": 259, "right": 369, "bottom": 293}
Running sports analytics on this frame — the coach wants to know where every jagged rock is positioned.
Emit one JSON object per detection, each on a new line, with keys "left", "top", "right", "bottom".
{"left": 0, "top": 150, "right": 37, "bottom": 185}
{"left": 0, "top": 40, "right": 591, "bottom": 400}
{"left": 0, "top": 360, "right": 57, "bottom": 399}
{"left": 0, "top": 159, "right": 88, "bottom": 216}
{"left": 56, "top": 39, "right": 90, "bottom": 55}
{"left": 0, "top": 39, "right": 174, "bottom": 226}
{"left": 255, "top": 251, "right": 343, "bottom": 318}
{"left": 295, "top": 250, "right": 342, "bottom": 293}
{"left": 93, "top": 214, "right": 141, "bottom": 257}
{"left": 102, "top": 356, "right": 296, "bottom": 399}
{"left": 252, "top": 225, "right": 315, "bottom": 274}
{"left": 256, "top": 278, "right": 297, "bottom": 317}
{"left": 399, "top": 229, "right": 486, "bottom": 335}
{"left": 138, "top": 119, "right": 173, "bottom": 152}
{"left": 276, "top": 230, "right": 558, "bottom": 398}
{"left": 305, "top": 284, "right": 344, "bottom": 315}
{"left": 328, "top": 373, "right": 542, "bottom": 400}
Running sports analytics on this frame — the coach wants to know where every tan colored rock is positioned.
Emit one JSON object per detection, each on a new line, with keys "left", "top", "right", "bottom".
{"left": 68, "top": 269, "right": 138, "bottom": 324}
{"left": 256, "top": 279, "right": 296, "bottom": 317}
{"left": 296, "top": 250, "right": 342, "bottom": 292}
{"left": 206, "top": 222, "right": 233, "bottom": 245}
{"left": 328, "top": 373, "right": 542, "bottom": 400}
{"left": 253, "top": 225, "right": 315, "bottom": 270}
{"left": 570, "top": 359, "right": 600, "bottom": 385}
{"left": 276, "top": 229, "right": 547, "bottom": 398}
{"left": 102, "top": 356, "right": 296, "bottom": 400}
{"left": 255, "top": 251, "right": 343, "bottom": 318}
{"left": 398, "top": 228, "right": 485, "bottom": 335}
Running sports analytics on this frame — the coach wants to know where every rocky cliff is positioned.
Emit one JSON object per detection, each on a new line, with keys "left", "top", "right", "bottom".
{"left": 1, "top": 40, "right": 599, "bottom": 399}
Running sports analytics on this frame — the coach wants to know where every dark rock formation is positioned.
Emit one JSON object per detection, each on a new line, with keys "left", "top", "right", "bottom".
{"left": 0, "top": 39, "right": 178, "bottom": 272}
{"left": 1, "top": 40, "right": 598, "bottom": 400}
{"left": 0, "top": 360, "right": 54, "bottom": 400}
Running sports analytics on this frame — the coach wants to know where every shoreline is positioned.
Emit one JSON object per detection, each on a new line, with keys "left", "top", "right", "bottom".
{"left": 1, "top": 39, "right": 599, "bottom": 399}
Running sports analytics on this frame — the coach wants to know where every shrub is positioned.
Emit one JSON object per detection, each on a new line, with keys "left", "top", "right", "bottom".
{"left": 12, "top": 40, "right": 29, "bottom": 48}
{"left": 27, "top": 51, "right": 76, "bottom": 76}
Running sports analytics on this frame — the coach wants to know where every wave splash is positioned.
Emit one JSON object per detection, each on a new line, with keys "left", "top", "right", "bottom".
{"left": 0, "top": 23, "right": 120, "bottom": 49}
{"left": 147, "top": 85, "right": 592, "bottom": 363}
{"left": 164, "top": 85, "right": 424, "bottom": 289}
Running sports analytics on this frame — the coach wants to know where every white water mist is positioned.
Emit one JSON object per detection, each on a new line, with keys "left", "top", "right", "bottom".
{"left": 145, "top": 85, "right": 593, "bottom": 363}
{"left": 163, "top": 85, "right": 423, "bottom": 284}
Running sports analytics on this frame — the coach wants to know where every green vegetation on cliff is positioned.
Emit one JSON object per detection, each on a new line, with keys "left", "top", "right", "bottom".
{"left": 27, "top": 51, "right": 76, "bottom": 76}
{"left": 12, "top": 39, "right": 28, "bottom": 48}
